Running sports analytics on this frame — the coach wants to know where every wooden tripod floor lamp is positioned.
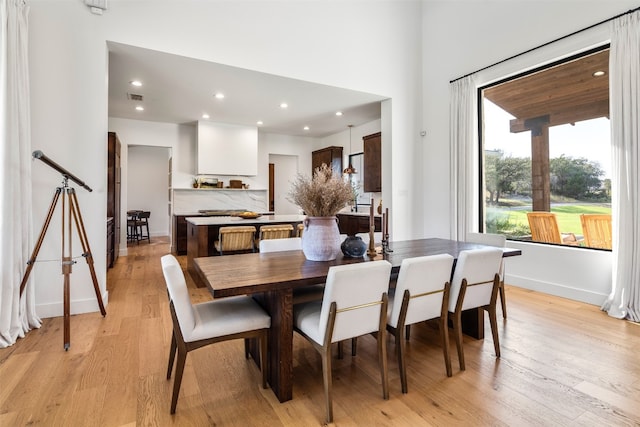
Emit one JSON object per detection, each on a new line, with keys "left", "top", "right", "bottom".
{"left": 20, "top": 150, "right": 106, "bottom": 350}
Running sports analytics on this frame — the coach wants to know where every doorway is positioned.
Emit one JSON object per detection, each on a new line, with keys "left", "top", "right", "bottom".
{"left": 268, "top": 154, "right": 299, "bottom": 214}
{"left": 127, "top": 145, "right": 172, "bottom": 238}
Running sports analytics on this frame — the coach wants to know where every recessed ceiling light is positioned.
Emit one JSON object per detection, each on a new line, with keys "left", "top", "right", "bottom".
{"left": 135, "top": 105, "right": 144, "bottom": 111}
{"left": 335, "top": 111, "right": 343, "bottom": 116}
{"left": 130, "top": 80, "right": 142, "bottom": 87}
{"left": 592, "top": 70, "right": 606, "bottom": 77}
{"left": 214, "top": 93, "right": 225, "bottom": 99}
{"left": 257, "top": 121, "right": 263, "bottom": 126}
{"left": 202, "top": 113, "right": 210, "bottom": 119}
{"left": 303, "top": 126, "right": 310, "bottom": 131}
{"left": 280, "top": 103, "right": 288, "bottom": 109}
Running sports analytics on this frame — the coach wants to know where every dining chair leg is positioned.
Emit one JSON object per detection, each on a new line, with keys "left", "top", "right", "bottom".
{"left": 488, "top": 305, "right": 501, "bottom": 358}
{"left": 260, "top": 332, "right": 268, "bottom": 389}
{"left": 396, "top": 326, "right": 408, "bottom": 393}
{"left": 499, "top": 282, "right": 507, "bottom": 319}
{"left": 451, "top": 311, "right": 465, "bottom": 371}
{"left": 378, "top": 331, "right": 389, "bottom": 400}
{"left": 340, "top": 338, "right": 358, "bottom": 357}
{"left": 405, "top": 324, "right": 411, "bottom": 340}
{"left": 244, "top": 338, "right": 250, "bottom": 359}
{"left": 321, "top": 347, "right": 334, "bottom": 423}
{"left": 167, "top": 332, "right": 177, "bottom": 379}
{"left": 170, "top": 348, "right": 188, "bottom": 414}
{"left": 438, "top": 314, "right": 452, "bottom": 377}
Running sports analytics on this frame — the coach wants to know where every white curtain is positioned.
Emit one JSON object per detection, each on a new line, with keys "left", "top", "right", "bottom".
{"left": 602, "top": 11, "right": 640, "bottom": 321}
{"left": 449, "top": 75, "right": 478, "bottom": 241}
{"left": 0, "top": 0, "right": 40, "bottom": 348}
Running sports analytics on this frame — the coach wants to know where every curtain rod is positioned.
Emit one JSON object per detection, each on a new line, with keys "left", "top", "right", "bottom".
{"left": 449, "top": 5, "right": 640, "bottom": 84}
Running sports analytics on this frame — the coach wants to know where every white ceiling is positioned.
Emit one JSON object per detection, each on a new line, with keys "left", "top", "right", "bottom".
{"left": 108, "top": 42, "right": 386, "bottom": 138}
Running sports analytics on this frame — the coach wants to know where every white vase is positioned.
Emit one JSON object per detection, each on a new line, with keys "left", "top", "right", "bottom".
{"left": 301, "top": 216, "right": 342, "bottom": 261}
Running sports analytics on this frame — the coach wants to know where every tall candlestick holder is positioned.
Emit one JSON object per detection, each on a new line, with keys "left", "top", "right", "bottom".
{"left": 381, "top": 233, "right": 393, "bottom": 254}
{"left": 381, "top": 207, "right": 392, "bottom": 254}
{"left": 367, "top": 225, "right": 377, "bottom": 257}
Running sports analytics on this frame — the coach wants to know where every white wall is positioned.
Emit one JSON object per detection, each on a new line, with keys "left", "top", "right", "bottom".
{"left": 127, "top": 146, "right": 170, "bottom": 238}
{"left": 421, "top": 0, "right": 638, "bottom": 305}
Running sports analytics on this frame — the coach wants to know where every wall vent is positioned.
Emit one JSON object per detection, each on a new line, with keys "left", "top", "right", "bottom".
{"left": 127, "top": 93, "right": 144, "bottom": 101}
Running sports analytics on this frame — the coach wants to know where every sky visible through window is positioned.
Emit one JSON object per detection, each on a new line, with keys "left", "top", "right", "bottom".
{"left": 483, "top": 100, "right": 612, "bottom": 179}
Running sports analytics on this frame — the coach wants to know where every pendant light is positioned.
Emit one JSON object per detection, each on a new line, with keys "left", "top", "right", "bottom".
{"left": 343, "top": 124, "right": 357, "bottom": 175}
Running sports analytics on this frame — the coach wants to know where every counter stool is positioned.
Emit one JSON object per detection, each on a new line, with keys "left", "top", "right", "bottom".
{"left": 127, "top": 210, "right": 142, "bottom": 243}
{"left": 136, "top": 211, "right": 151, "bottom": 243}
{"left": 214, "top": 226, "right": 256, "bottom": 255}
{"left": 257, "top": 224, "right": 293, "bottom": 247}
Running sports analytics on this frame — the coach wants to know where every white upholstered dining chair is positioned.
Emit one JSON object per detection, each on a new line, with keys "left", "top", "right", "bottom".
{"left": 387, "top": 254, "right": 454, "bottom": 393}
{"left": 448, "top": 247, "right": 503, "bottom": 371}
{"left": 465, "top": 232, "right": 508, "bottom": 318}
{"left": 258, "top": 237, "right": 324, "bottom": 304}
{"left": 293, "top": 260, "right": 392, "bottom": 423}
{"left": 258, "top": 236, "right": 302, "bottom": 252}
{"left": 161, "top": 255, "right": 271, "bottom": 413}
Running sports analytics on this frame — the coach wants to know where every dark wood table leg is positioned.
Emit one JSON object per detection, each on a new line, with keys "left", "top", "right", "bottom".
{"left": 461, "top": 307, "right": 485, "bottom": 339}
{"left": 250, "top": 289, "right": 293, "bottom": 402}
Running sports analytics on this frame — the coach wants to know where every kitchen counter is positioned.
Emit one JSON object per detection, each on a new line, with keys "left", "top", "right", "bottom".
{"left": 186, "top": 214, "right": 306, "bottom": 286}
{"left": 186, "top": 214, "right": 306, "bottom": 226}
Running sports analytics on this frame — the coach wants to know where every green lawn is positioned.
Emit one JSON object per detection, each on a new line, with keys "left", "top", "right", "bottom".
{"left": 488, "top": 204, "right": 611, "bottom": 236}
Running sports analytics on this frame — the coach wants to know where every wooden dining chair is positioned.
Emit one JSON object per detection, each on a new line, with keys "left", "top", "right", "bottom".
{"left": 448, "top": 247, "right": 503, "bottom": 371}
{"left": 465, "top": 232, "right": 508, "bottom": 318}
{"left": 387, "top": 254, "right": 454, "bottom": 393}
{"left": 580, "top": 214, "right": 612, "bottom": 249}
{"left": 214, "top": 226, "right": 256, "bottom": 255}
{"left": 526, "top": 212, "right": 580, "bottom": 245}
{"left": 160, "top": 255, "right": 271, "bottom": 414}
{"left": 293, "top": 260, "right": 392, "bottom": 423}
{"left": 296, "top": 223, "right": 304, "bottom": 237}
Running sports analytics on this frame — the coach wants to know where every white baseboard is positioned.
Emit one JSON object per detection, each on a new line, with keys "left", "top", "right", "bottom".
{"left": 505, "top": 273, "right": 607, "bottom": 306}
{"left": 37, "top": 291, "right": 109, "bottom": 319}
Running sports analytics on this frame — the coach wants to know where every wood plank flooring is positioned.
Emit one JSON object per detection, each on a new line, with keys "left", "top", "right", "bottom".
{"left": 1, "top": 236, "right": 639, "bottom": 426}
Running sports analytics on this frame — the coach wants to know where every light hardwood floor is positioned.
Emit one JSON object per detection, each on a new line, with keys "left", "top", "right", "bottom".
{"left": 1, "top": 237, "right": 639, "bottom": 426}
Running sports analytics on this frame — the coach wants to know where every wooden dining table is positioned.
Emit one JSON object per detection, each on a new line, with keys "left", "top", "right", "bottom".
{"left": 193, "top": 237, "right": 521, "bottom": 403}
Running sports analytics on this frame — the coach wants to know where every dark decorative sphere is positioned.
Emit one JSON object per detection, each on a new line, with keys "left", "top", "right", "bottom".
{"left": 341, "top": 235, "right": 367, "bottom": 258}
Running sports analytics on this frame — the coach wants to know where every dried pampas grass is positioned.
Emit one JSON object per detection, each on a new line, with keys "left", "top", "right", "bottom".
{"left": 288, "top": 163, "right": 353, "bottom": 217}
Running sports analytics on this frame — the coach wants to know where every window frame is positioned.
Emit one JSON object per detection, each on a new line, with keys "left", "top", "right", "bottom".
{"left": 476, "top": 44, "right": 611, "bottom": 248}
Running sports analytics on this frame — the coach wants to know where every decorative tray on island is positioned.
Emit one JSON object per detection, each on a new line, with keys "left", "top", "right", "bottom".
{"left": 236, "top": 211, "right": 261, "bottom": 219}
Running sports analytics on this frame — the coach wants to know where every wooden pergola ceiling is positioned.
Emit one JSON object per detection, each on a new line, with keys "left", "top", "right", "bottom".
{"left": 483, "top": 49, "right": 609, "bottom": 133}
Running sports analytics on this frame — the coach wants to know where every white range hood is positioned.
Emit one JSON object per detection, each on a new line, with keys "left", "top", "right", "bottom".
{"left": 197, "top": 121, "right": 258, "bottom": 176}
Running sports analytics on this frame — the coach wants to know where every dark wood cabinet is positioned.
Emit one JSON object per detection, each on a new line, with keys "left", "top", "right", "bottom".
{"left": 107, "top": 217, "right": 114, "bottom": 268}
{"left": 336, "top": 213, "right": 382, "bottom": 236}
{"left": 363, "top": 132, "right": 381, "bottom": 192}
{"left": 107, "top": 132, "right": 121, "bottom": 268}
{"left": 312, "top": 146, "right": 343, "bottom": 176}
{"left": 173, "top": 214, "right": 200, "bottom": 255}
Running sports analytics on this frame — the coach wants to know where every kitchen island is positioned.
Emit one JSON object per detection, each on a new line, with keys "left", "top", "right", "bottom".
{"left": 186, "top": 214, "right": 306, "bottom": 287}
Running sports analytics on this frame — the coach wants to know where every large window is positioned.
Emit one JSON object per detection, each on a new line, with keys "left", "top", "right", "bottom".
{"left": 479, "top": 47, "right": 612, "bottom": 249}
